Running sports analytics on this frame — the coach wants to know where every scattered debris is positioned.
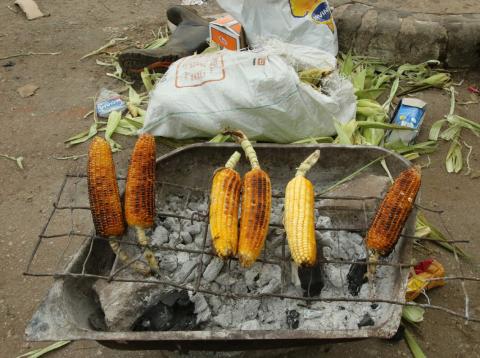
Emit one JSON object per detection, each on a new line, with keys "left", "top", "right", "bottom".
{"left": 52, "top": 154, "right": 87, "bottom": 161}
{"left": 2, "top": 60, "right": 15, "bottom": 67}
{"left": 14, "top": 0, "right": 46, "bottom": 20}
{"left": 0, "top": 154, "right": 24, "bottom": 169}
{"left": 0, "top": 51, "right": 60, "bottom": 61}
{"left": 17, "top": 83, "right": 39, "bottom": 98}
{"left": 81, "top": 37, "right": 128, "bottom": 60}
{"left": 96, "top": 88, "right": 127, "bottom": 117}
{"left": 406, "top": 259, "right": 445, "bottom": 301}
{"left": 467, "top": 85, "right": 479, "bottom": 95}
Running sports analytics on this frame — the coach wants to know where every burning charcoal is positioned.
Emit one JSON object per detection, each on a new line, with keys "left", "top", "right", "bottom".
{"left": 177, "top": 252, "right": 190, "bottom": 265}
{"left": 184, "top": 222, "right": 202, "bottom": 236}
{"left": 133, "top": 302, "right": 174, "bottom": 331}
{"left": 152, "top": 225, "right": 169, "bottom": 246}
{"left": 215, "top": 272, "right": 237, "bottom": 286}
{"left": 258, "top": 264, "right": 282, "bottom": 287}
{"left": 213, "top": 312, "right": 233, "bottom": 328}
{"left": 260, "top": 278, "right": 281, "bottom": 294}
{"left": 189, "top": 293, "right": 211, "bottom": 324}
{"left": 244, "top": 263, "right": 262, "bottom": 288}
{"left": 164, "top": 217, "right": 180, "bottom": 232}
{"left": 240, "top": 320, "right": 261, "bottom": 330}
{"left": 286, "top": 310, "right": 300, "bottom": 329}
{"left": 180, "top": 231, "right": 193, "bottom": 244}
{"left": 347, "top": 259, "right": 368, "bottom": 296}
{"left": 169, "top": 232, "right": 181, "bottom": 247}
{"left": 201, "top": 254, "right": 212, "bottom": 266}
{"left": 203, "top": 258, "right": 224, "bottom": 283}
{"left": 173, "top": 260, "right": 197, "bottom": 283}
{"left": 155, "top": 253, "right": 178, "bottom": 273}
{"left": 358, "top": 313, "right": 375, "bottom": 328}
{"left": 208, "top": 295, "right": 223, "bottom": 314}
{"left": 298, "top": 264, "right": 324, "bottom": 297}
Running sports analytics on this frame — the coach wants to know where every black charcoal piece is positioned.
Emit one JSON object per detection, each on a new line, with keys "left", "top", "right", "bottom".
{"left": 347, "top": 258, "right": 368, "bottom": 296}
{"left": 286, "top": 310, "right": 300, "bottom": 329}
{"left": 133, "top": 303, "right": 174, "bottom": 331}
{"left": 298, "top": 263, "right": 324, "bottom": 297}
{"left": 358, "top": 313, "right": 375, "bottom": 328}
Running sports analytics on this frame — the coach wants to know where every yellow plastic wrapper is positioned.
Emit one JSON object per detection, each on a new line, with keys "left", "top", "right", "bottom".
{"left": 406, "top": 259, "right": 446, "bottom": 301}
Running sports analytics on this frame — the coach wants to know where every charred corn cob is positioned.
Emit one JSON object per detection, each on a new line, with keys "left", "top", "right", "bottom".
{"left": 209, "top": 151, "right": 242, "bottom": 260}
{"left": 125, "top": 134, "right": 159, "bottom": 274}
{"left": 366, "top": 165, "right": 421, "bottom": 275}
{"left": 226, "top": 130, "right": 271, "bottom": 268}
{"left": 284, "top": 150, "right": 320, "bottom": 267}
{"left": 87, "top": 137, "right": 149, "bottom": 276}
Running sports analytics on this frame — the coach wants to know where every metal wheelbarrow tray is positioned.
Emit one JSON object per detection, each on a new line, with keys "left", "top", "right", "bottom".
{"left": 25, "top": 143, "right": 416, "bottom": 351}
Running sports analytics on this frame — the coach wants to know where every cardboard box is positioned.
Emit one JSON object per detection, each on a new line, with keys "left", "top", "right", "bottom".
{"left": 209, "top": 15, "right": 246, "bottom": 51}
{"left": 387, "top": 98, "right": 427, "bottom": 145}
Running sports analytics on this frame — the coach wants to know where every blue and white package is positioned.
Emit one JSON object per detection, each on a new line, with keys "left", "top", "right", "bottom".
{"left": 96, "top": 88, "right": 127, "bottom": 118}
{"left": 387, "top": 98, "right": 427, "bottom": 145}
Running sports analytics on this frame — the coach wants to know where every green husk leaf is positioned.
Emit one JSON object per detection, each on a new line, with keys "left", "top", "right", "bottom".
{"left": 65, "top": 123, "right": 98, "bottom": 146}
{"left": 356, "top": 121, "right": 414, "bottom": 130}
{"left": 80, "top": 37, "right": 128, "bottom": 60}
{"left": 16, "top": 340, "right": 71, "bottom": 358}
{"left": 292, "top": 136, "right": 334, "bottom": 144}
{"left": 339, "top": 51, "right": 354, "bottom": 76}
{"left": 445, "top": 138, "right": 462, "bottom": 173}
{"left": 404, "top": 327, "right": 426, "bottom": 358}
{"left": 354, "top": 88, "right": 386, "bottom": 100}
{"left": 402, "top": 306, "right": 425, "bottom": 324}
{"left": 209, "top": 134, "right": 231, "bottom": 143}
{"left": 141, "top": 68, "right": 155, "bottom": 92}
{"left": 429, "top": 119, "right": 447, "bottom": 141}
{"left": 128, "top": 86, "right": 142, "bottom": 106}
{"left": 105, "top": 111, "right": 122, "bottom": 150}
{"left": 334, "top": 120, "right": 357, "bottom": 145}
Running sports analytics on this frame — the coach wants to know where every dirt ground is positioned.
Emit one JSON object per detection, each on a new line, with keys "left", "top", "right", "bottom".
{"left": 1, "top": 1, "right": 479, "bottom": 357}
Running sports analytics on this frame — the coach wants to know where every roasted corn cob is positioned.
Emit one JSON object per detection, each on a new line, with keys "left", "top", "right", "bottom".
{"left": 87, "top": 137, "right": 149, "bottom": 276}
{"left": 209, "top": 151, "right": 242, "bottom": 260}
{"left": 366, "top": 165, "right": 421, "bottom": 275}
{"left": 125, "top": 134, "right": 159, "bottom": 274}
{"left": 284, "top": 150, "right": 320, "bottom": 267}
{"left": 226, "top": 130, "right": 271, "bottom": 268}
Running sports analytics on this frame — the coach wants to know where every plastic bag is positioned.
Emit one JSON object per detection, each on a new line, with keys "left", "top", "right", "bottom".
{"left": 217, "top": 0, "right": 338, "bottom": 56}
{"left": 141, "top": 42, "right": 355, "bottom": 143}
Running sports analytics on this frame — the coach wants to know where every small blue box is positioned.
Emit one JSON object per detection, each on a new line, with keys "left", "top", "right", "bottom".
{"left": 387, "top": 98, "right": 427, "bottom": 145}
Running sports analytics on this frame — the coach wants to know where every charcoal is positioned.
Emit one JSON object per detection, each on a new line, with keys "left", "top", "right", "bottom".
{"left": 347, "top": 259, "right": 368, "bottom": 296}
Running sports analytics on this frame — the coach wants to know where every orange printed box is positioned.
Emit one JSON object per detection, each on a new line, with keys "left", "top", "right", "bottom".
{"left": 209, "top": 15, "right": 246, "bottom": 51}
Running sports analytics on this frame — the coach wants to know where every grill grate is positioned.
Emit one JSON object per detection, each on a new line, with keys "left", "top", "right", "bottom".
{"left": 24, "top": 173, "right": 479, "bottom": 324}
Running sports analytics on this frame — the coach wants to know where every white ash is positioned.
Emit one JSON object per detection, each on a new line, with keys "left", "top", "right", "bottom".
{"left": 96, "top": 187, "right": 399, "bottom": 332}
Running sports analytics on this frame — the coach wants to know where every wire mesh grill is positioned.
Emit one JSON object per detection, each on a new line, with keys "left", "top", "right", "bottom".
{"left": 24, "top": 174, "right": 480, "bottom": 324}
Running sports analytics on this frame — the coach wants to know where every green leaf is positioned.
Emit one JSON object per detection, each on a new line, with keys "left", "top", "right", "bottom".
{"left": 334, "top": 120, "right": 357, "bottom": 145}
{"left": 141, "top": 68, "right": 155, "bottom": 92}
{"left": 65, "top": 122, "right": 98, "bottom": 146}
{"left": 128, "top": 86, "right": 142, "bottom": 106}
{"left": 351, "top": 68, "right": 366, "bottom": 91}
{"left": 16, "top": 341, "right": 70, "bottom": 358}
{"left": 445, "top": 138, "right": 462, "bottom": 173}
{"left": 402, "top": 306, "right": 425, "bottom": 324}
{"left": 292, "top": 136, "right": 334, "bottom": 144}
{"left": 404, "top": 327, "right": 426, "bottom": 358}
{"left": 339, "top": 51, "right": 354, "bottom": 76}
{"left": 356, "top": 121, "right": 414, "bottom": 130}
{"left": 209, "top": 134, "right": 231, "bottom": 143}
{"left": 105, "top": 111, "right": 122, "bottom": 150}
{"left": 355, "top": 88, "right": 386, "bottom": 100}
{"left": 428, "top": 119, "right": 447, "bottom": 141}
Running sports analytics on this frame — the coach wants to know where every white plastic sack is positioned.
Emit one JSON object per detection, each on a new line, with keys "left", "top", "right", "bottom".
{"left": 217, "top": 0, "right": 338, "bottom": 55}
{"left": 142, "top": 43, "right": 355, "bottom": 143}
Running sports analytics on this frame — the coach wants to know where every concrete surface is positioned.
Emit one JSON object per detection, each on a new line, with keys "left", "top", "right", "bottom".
{"left": 331, "top": 0, "right": 480, "bottom": 67}
{"left": 0, "top": 0, "right": 479, "bottom": 357}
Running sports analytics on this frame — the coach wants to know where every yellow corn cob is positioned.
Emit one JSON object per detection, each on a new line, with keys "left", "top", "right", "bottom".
{"left": 225, "top": 130, "right": 272, "bottom": 268}
{"left": 366, "top": 165, "right": 421, "bottom": 276}
{"left": 125, "top": 134, "right": 159, "bottom": 274}
{"left": 284, "top": 150, "right": 320, "bottom": 267}
{"left": 209, "top": 151, "right": 242, "bottom": 260}
{"left": 87, "top": 137, "right": 149, "bottom": 276}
